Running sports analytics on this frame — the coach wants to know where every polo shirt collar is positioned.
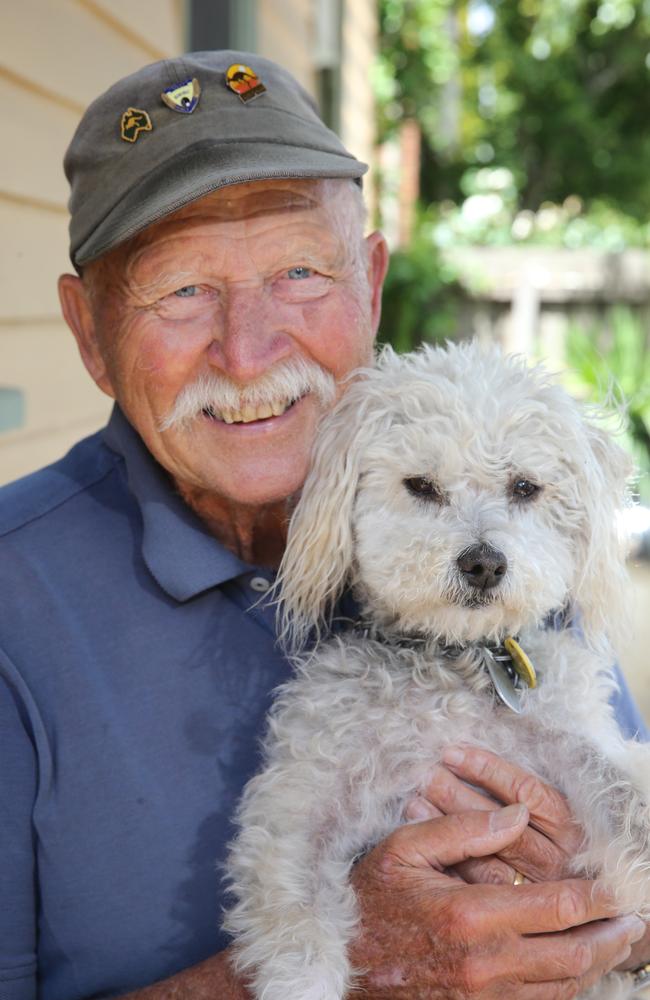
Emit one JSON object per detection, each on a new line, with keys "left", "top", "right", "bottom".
{"left": 103, "top": 405, "right": 252, "bottom": 601}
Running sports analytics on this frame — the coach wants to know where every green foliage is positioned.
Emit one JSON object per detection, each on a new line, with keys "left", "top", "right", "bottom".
{"left": 431, "top": 166, "right": 650, "bottom": 249}
{"left": 378, "top": 228, "right": 464, "bottom": 351}
{"left": 564, "top": 307, "right": 650, "bottom": 499}
{"left": 378, "top": 0, "right": 650, "bottom": 216}
{"left": 377, "top": 0, "right": 461, "bottom": 144}
{"left": 377, "top": 0, "right": 650, "bottom": 498}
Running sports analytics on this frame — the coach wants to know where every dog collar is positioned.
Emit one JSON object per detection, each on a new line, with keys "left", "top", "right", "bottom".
{"left": 437, "top": 636, "right": 537, "bottom": 714}
{"left": 350, "top": 622, "right": 538, "bottom": 715}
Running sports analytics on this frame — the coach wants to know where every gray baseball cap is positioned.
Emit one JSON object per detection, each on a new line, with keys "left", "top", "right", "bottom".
{"left": 64, "top": 50, "right": 368, "bottom": 269}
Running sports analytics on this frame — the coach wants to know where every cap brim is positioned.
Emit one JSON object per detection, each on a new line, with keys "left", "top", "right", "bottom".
{"left": 73, "top": 140, "right": 367, "bottom": 267}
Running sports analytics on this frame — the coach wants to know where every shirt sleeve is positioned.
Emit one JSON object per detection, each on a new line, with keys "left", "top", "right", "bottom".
{"left": 0, "top": 649, "right": 38, "bottom": 1000}
{"left": 610, "top": 661, "right": 650, "bottom": 742}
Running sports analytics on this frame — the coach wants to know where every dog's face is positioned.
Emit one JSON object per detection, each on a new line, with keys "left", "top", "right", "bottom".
{"left": 353, "top": 376, "right": 581, "bottom": 642}
{"left": 279, "top": 342, "right": 631, "bottom": 649}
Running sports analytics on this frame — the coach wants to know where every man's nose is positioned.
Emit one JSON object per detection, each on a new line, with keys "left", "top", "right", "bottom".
{"left": 206, "top": 285, "right": 294, "bottom": 382}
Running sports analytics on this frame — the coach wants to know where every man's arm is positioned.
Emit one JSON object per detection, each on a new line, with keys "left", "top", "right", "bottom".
{"left": 116, "top": 806, "right": 641, "bottom": 1000}
{"left": 116, "top": 949, "right": 250, "bottom": 1000}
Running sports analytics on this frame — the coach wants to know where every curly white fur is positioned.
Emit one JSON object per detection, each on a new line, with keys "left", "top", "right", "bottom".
{"left": 224, "top": 341, "right": 649, "bottom": 1000}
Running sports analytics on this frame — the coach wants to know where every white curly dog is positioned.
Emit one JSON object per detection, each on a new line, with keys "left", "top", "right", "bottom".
{"left": 224, "top": 341, "right": 650, "bottom": 1000}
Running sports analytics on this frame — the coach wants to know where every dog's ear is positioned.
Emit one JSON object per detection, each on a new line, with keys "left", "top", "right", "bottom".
{"left": 276, "top": 379, "right": 385, "bottom": 651}
{"left": 571, "top": 420, "right": 633, "bottom": 651}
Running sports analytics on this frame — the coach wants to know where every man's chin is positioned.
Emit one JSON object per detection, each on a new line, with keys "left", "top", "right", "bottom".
{"left": 172, "top": 456, "right": 311, "bottom": 509}
{"left": 152, "top": 395, "right": 325, "bottom": 507}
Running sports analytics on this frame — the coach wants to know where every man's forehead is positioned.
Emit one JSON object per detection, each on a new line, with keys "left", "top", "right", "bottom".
{"left": 86, "top": 177, "right": 360, "bottom": 288}
{"left": 121, "top": 179, "right": 354, "bottom": 268}
{"left": 143, "top": 178, "right": 335, "bottom": 235}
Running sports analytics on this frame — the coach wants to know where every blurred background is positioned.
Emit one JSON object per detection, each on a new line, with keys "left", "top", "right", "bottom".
{"left": 0, "top": 0, "right": 647, "bottom": 724}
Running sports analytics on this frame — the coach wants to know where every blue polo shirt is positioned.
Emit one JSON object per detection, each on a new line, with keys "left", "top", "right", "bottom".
{"left": 0, "top": 406, "right": 292, "bottom": 1000}
{"left": 0, "top": 406, "right": 647, "bottom": 1000}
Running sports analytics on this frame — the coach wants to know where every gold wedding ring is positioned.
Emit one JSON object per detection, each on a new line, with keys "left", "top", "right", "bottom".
{"left": 513, "top": 870, "right": 527, "bottom": 885}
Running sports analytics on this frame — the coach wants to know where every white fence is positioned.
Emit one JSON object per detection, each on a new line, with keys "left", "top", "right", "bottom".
{"left": 443, "top": 246, "right": 650, "bottom": 364}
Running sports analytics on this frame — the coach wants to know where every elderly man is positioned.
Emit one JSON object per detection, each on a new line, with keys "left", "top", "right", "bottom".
{"left": 1, "top": 51, "right": 648, "bottom": 1000}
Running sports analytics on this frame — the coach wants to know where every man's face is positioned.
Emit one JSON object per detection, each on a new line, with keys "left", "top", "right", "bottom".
{"left": 65, "top": 179, "right": 387, "bottom": 507}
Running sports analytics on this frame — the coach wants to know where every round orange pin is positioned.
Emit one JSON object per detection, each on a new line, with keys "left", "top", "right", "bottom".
{"left": 225, "top": 64, "right": 267, "bottom": 103}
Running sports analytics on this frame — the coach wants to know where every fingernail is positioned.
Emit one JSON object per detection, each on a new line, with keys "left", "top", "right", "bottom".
{"left": 442, "top": 747, "right": 465, "bottom": 767}
{"left": 405, "top": 797, "right": 437, "bottom": 821}
{"left": 490, "top": 804, "right": 527, "bottom": 831}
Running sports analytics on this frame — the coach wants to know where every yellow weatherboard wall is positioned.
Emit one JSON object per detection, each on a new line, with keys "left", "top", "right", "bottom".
{"left": 0, "top": 0, "right": 185, "bottom": 485}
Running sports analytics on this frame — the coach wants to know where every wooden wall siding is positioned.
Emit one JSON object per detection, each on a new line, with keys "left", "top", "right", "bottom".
{"left": 0, "top": 0, "right": 186, "bottom": 485}
{"left": 340, "top": 0, "right": 378, "bottom": 222}
{"left": 257, "top": 1, "right": 317, "bottom": 95}
{"left": 2, "top": 77, "right": 76, "bottom": 208}
{"left": 256, "top": 0, "right": 378, "bottom": 224}
{"left": 0, "top": 323, "right": 110, "bottom": 435}
{"left": 0, "top": 204, "right": 69, "bottom": 319}
{"left": 2, "top": 1, "right": 183, "bottom": 107}
{"left": 75, "top": 0, "right": 185, "bottom": 63}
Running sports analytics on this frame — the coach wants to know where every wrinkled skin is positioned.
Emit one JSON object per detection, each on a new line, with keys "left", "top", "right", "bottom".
{"left": 349, "top": 805, "right": 644, "bottom": 998}
{"left": 59, "top": 179, "right": 388, "bottom": 565}
{"left": 353, "top": 745, "right": 650, "bottom": 998}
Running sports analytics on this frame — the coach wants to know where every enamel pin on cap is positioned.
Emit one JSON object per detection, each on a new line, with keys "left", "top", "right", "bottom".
{"left": 161, "top": 77, "right": 201, "bottom": 114}
{"left": 225, "top": 63, "right": 266, "bottom": 103}
{"left": 120, "top": 107, "right": 153, "bottom": 143}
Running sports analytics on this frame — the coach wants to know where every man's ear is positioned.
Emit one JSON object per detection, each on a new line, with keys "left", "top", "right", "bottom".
{"left": 58, "top": 274, "right": 115, "bottom": 397}
{"left": 364, "top": 230, "right": 390, "bottom": 339}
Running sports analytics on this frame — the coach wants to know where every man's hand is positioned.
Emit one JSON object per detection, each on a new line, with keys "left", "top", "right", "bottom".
{"left": 404, "top": 746, "right": 650, "bottom": 979}
{"left": 405, "top": 746, "right": 583, "bottom": 885}
{"left": 349, "top": 806, "right": 645, "bottom": 999}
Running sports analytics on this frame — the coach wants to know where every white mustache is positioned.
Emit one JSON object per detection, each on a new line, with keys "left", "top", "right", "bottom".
{"left": 158, "top": 356, "right": 338, "bottom": 431}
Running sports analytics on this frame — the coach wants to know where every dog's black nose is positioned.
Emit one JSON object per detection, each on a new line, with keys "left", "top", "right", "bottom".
{"left": 457, "top": 544, "right": 508, "bottom": 590}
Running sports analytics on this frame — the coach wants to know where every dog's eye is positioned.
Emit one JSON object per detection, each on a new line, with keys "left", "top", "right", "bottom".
{"left": 404, "top": 477, "right": 443, "bottom": 502}
{"left": 512, "top": 479, "right": 541, "bottom": 501}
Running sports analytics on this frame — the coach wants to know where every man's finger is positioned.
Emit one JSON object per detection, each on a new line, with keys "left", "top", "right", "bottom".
{"left": 403, "top": 796, "right": 444, "bottom": 823}
{"left": 383, "top": 804, "right": 529, "bottom": 872}
{"left": 454, "top": 855, "right": 519, "bottom": 885}
{"left": 456, "top": 878, "right": 623, "bottom": 936}
{"left": 441, "top": 746, "right": 583, "bottom": 852}
{"left": 509, "top": 913, "right": 644, "bottom": 983}
{"left": 420, "top": 763, "right": 570, "bottom": 881}
{"left": 615, "top": 919, "right": 650, "bottom": 971}
{"left": 506, "top": 982, "right": 584, "bottom": 999}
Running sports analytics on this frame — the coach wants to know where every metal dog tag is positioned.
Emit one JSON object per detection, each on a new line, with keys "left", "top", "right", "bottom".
{"left": 504, "top": 637, "right": 537, "bottom": 688}
{"left": 483, "top": 649, "right": 524, "bottom": 714}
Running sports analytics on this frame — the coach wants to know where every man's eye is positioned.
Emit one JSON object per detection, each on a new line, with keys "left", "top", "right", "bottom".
{"left": 174, "top": 285, "right": 198, "bottom": 298}
{"left": 286, "top": 266, "right": 314, "bottom": 280}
